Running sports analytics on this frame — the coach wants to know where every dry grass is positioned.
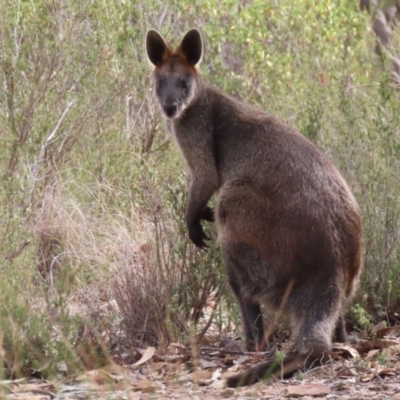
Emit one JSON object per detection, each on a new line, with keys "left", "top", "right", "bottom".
{"left": 28, "top": 177, "right": 222, "bottom": 355}
{"left": 112, "top": 242, "right": 168, "bottom": 346}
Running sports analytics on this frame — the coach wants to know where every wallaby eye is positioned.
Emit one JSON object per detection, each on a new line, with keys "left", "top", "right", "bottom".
{"left": 180, "top": 80, "right": 188, "bottom": 90}
{"left": 156, "top": 79, "right": 165, "bottom": 89}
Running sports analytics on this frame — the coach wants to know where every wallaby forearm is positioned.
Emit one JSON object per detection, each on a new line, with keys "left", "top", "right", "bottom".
{"left": 186, "top": 175, "right": 216, "bottom": 220}
{"left": 185, "top": 170, "right": 218, "bottom": 248}
{"left": 176, "top": 123, "right": 218, "bottom": 246}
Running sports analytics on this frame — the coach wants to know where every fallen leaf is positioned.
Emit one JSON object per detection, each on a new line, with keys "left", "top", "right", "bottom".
{"left": 149, "top": 362, "right": 166, "bottom": 372}
{"left": 220, "top": 387, "right": 235, "bottom": 397}
{"left": 377, "top": 368, "right": 396, "bottom": 377}
{"left": 141, "top": 385, "right": 158, "bottom": 393}
{"left": 187, "top": 369, "right": 214, "bottom": 381}
{"left": 285, "top": 383, "right": 331, "bottom": 397}
{"left": 132, "top": 379, "right": 159, "bottom": 393}
{"left": 360, "top": 373, "right": 375, "bottom": 382}
{"left": 160, "top": 354, "right": 189, "bottom": 363}
{"left": 132, "top": 346, "right": 155, "bottom": 366}
{"left": 332, "top": 382, "right": 354, "bottom": 391}
{"left": 374, "top": 324, "right": 400, "bottom": 339}
{"left": 337, "top": 367, "right": 358, "bottom": 378}
{"left": 371, "top": 321, "right": 387, "bottom": 334}
{"left": 369, "top": 361, "right": 378, "bottom": 369}
{"left": 382, "top": 344, "right": 400, "bottom": 357}
{"left": 147, "top": 362, "right": 166, "bottom": 379}
{"left": 170, "top": 342, "right": 186, "bottom": 349}
{"left": 115, "top": 380, "right": 132, "bottom": 391}
{"left": 75, "top": 370, "right": 97, "bottom": 382}
{"left": 394, "top": 361, "right": 400, "bottom": 370}
{"left": 333, "top": 343, "right": 360, "bottom": 358}
{"left": 75, "top": 368, "right": 118, "bottom": 385}
{"left": 198, "top": 358, "right": 219, "bottom": 369}
{"left": 102, "top": 363, "right": 127, "bottom": 374}
{"left": 12, "top": 383, "right": 54, "bottom": 393}
{"left": 133, "top": 379, "right": 153, "bottom": 388}
{"left": 261, "top": 387, "right": 282, "bottom": 398}
{"left": 356, "top": 339, "right": 399, "bottom": 354}
{"left": 366, "top": 349, "right": 380, "bottom": 360}
{"left": 96, "top": 368, "right": 119, "bottom": 384}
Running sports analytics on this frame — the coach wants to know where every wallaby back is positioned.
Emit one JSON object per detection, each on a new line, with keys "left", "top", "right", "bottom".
{"left": 145, "top": 28, "right": 362, "bottom": 387}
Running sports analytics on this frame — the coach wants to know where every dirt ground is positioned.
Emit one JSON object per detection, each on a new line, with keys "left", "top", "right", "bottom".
{"left": 2, "top": 365, "right": 400, "bottom": 400}
{"left": 2, "top": 328, "right": 400, "bottom": 400}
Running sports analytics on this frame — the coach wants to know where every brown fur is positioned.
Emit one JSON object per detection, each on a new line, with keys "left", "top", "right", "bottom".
{"left": 145, "top": 29, "right": 363, "bottom": 387}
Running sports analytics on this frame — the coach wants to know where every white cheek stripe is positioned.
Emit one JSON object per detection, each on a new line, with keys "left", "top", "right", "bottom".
{"left": 175, "top": 87, "right": 196, "bottom": 118}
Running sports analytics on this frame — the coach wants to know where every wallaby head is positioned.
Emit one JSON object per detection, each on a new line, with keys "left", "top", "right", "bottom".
{"left": 146, "top": 29, "right": 202, "bottom": 119}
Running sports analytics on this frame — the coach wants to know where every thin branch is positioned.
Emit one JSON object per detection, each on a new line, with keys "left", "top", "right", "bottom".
{"left": 200, "top": 346, "right": 271, "bottom": 357}
{"left": 196, "top": 282, "right": 226, "bottom": 340}
{"left": 46, "top": 99, "right": 76, "bottom": 142}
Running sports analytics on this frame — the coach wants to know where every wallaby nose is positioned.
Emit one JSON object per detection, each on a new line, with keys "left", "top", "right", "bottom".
{"left": 163, "top": 103, "right": 178, "bottom": 118}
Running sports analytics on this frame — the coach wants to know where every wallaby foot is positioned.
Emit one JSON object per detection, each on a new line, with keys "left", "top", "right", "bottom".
{"left": 226, "top": 348, "right": 333, "bottom": 387}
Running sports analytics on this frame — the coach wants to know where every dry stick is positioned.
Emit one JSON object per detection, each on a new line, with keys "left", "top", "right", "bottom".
{"left": 18, "top": 390, "right": 56, "bottom": 399}
{"left": 196, "top": 281, "right": 226, "bottom": 341}
{"left": 46, "top": 99, "right": 76, "bottom": 142}
{"left": 336, "top": 365, "right": 384, "bottom": 383}
{"left": 200, "top": 346, "right": 271, "bottom": 357}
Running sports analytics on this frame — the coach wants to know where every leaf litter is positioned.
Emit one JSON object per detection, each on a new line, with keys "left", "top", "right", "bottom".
{"left": 2, "top": 323, "right": 400, "bottom": 399}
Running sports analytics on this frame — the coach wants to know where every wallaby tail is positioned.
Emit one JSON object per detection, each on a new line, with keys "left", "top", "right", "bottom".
{"left": 226, "top": 350, "right": 333, "bottom": 388}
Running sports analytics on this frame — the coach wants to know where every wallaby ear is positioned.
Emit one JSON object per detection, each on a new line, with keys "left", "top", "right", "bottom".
{"left": 179, "top": 29, "right": 203, "bottom": 66}
{"left": 146, "top": 29, "right": 170, "bottom": 66}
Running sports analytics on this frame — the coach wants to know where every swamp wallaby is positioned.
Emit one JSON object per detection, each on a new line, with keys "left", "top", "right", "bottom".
{"left": 145, "top": 28, "right": 362, "bottom": 387}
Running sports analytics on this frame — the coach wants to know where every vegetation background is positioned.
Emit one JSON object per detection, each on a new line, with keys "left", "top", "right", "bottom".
{"left": 0, "top": 0, "right": 399, "bottom": 379}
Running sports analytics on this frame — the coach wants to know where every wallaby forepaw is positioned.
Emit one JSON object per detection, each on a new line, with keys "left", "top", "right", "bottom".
{"left": 188, "top": 221, "right": 210, "bottom": 249}
{"left": 201, "top": 206, "right": 215, "bottom": 222}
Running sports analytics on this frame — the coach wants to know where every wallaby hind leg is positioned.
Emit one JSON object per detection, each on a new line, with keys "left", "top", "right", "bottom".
{"left": 216, "top": 180, "right": 274, "bottom": 351}
{"left": 227, "top": 278, "right": 343, "bottom": 387}
{"left": 289, "top": 276, "right": 343, "bottom": 356}
{"left": 222, "top": 250, "right": 265, "bottom": 351}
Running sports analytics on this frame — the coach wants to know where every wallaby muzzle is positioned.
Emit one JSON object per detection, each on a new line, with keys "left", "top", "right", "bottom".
{"left": 163, "top": 102, "right": 178, "bottom": 118}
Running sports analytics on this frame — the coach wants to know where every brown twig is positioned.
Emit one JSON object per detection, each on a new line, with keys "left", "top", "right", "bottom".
{"left": 196, "top": 281, "right": 226, "bottom": 341}
{"left": 200, "top": 346, "right": 271, "bottom": 357}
